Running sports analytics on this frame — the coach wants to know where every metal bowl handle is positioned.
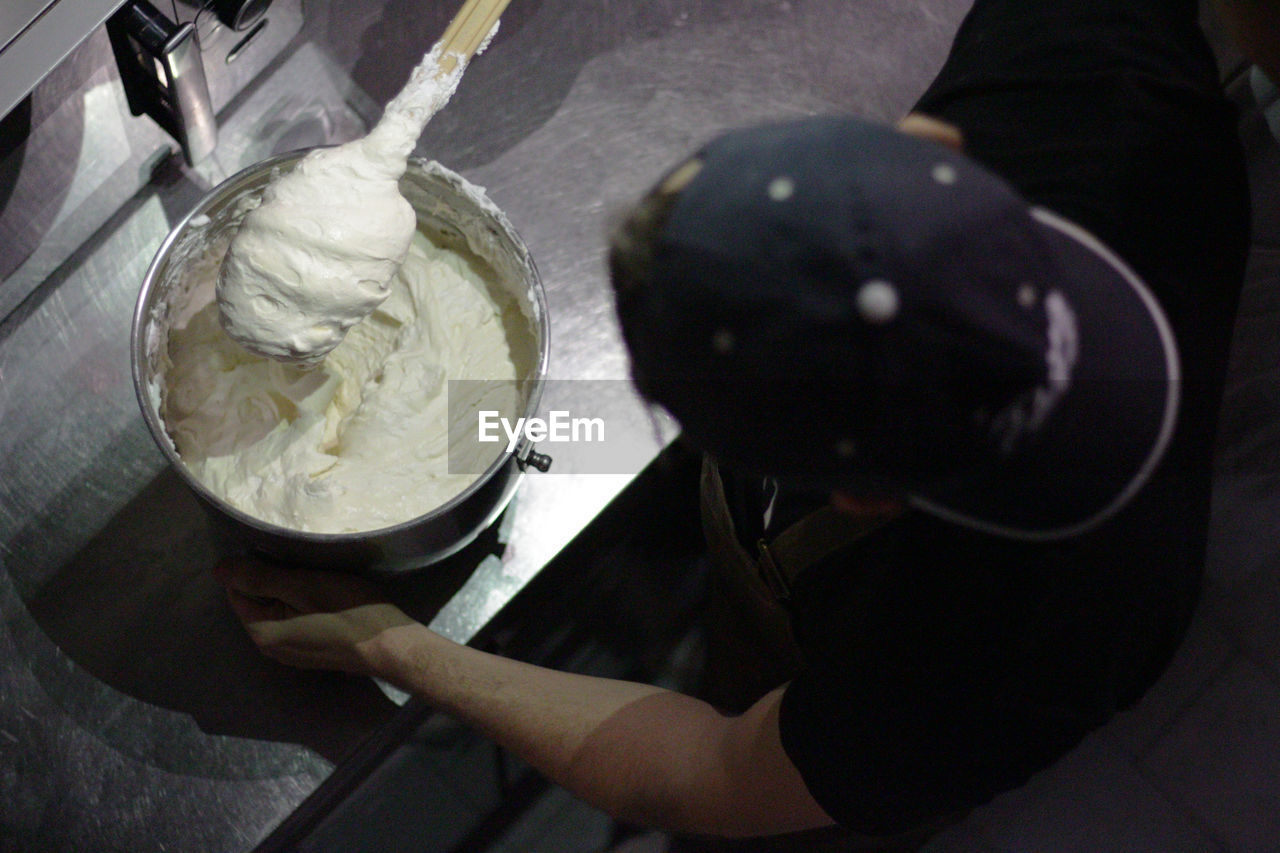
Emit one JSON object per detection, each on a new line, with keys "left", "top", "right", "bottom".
{"left": 516, "top": 443, "right": 553, "bottom": 473}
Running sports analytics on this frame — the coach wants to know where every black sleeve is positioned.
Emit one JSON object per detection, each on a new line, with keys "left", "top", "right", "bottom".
{"left": 775, "top": 505, "right": 1200, "bottom": 834}
{"left": 778, "top": 650, "right": 1095, "bottom": 835}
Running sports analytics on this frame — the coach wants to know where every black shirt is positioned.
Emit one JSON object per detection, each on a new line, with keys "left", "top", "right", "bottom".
{"left": 757, "top": 0, "right": 1250, "bottom": 834}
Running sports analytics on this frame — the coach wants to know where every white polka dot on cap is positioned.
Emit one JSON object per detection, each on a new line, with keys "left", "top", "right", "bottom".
{"left": 767, "top": 176, "right": 795, "bottom": 201}
{"left": 1017, "top": 284, "right": 1038, "bottom": 308}
{"left": 857, "top": 279, "right": 900, "bottom": 324}
{"left": 932, "top": 163, "right": 958, "bottom": 185}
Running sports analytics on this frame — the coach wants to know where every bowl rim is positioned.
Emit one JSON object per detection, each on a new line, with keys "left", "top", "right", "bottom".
{"left": 129, "top": 149, "right": 550, "bottom": 543}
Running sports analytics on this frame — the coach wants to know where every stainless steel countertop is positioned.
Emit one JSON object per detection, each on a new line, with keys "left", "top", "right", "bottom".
{"left": 0, "top": 1, "right": 966, "bottom": 849}
{"left": 0, "top": 0, "right": 122, "bottom": 119}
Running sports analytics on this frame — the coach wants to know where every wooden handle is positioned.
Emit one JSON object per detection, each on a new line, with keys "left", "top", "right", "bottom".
{"left": 436, "top": 0, "right": 512, "bottom": 75}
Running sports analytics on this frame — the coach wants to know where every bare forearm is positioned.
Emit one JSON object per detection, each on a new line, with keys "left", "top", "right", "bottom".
{"left": 213, "top": 558, "right": 832, "bottom": 835}
{"left": 363, "top": 623, "right": 830, "bottom": 836}
{"left": 371, "top": 624, "right": 698, "bottom": 807}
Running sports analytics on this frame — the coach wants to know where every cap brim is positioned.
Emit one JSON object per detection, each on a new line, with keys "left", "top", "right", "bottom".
{"left": 909, "top": 206, "right": 1180, "bottom": 540}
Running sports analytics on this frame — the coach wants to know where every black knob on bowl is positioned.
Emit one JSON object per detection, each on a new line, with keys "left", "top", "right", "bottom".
{"left": 209, "top": 0, "right": 271, "bottom": 31}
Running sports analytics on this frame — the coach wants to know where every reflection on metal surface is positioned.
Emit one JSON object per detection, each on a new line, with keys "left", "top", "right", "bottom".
{"left": 0, "top": 191, "right": 340, "bottom": 850}
{"left": 0, "top": 59, "right": 147, "bottom": 311}
{"left": 190, "top": 41, "right": 378, "bottom": 186}
{"left": 107, "top": 0, "right": 218, "bottom": 164}
{"left": 183, "top": 0, "right": 303, "bottom": 111}
{"left": 16, "top": 463, "right": 398, "bottom": 775}
{"left": 226, "top": 17, "right": 270, "bottom": 63}
{"left": 0, "top": 0, "right": 305, "bottom": 326}
{"left": 0, "top": 0, "right": 60, "bottom": 45}
{"left": 210, "top": 0, "right": 273, "bottom": 32}
{"left": 0, "top": 0, "right": 122, "bottom": 120}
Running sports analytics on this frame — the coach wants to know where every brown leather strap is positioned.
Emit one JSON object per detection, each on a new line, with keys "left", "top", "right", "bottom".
{"left": 700, "top": 455, "right": 761, "bottom": 575}
{"left": 699, "top": 455, "right": 805, "bottom": 704}
{"left": 759, "top": 504, "right": 897, "bottom": 601}
{"left": 703, "top": 457, "right": 897, "bottom": 603}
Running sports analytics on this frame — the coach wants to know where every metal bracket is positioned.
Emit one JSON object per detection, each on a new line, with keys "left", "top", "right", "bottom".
{"left": 107, "top": 0, "right": 217, "bottom": 164}
{"left": 516, "top": 443, "right": 553, "bottom": 473}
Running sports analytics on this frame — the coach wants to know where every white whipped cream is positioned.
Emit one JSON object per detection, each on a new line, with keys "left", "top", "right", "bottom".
{"left": 216, "top": 34, "right": 489, "bottom": 362}
{"left": 165, "top": 227, "right": 525, "bottom": 534}
{"left": 214, "top": 137, "right": 419, "bottom": 362}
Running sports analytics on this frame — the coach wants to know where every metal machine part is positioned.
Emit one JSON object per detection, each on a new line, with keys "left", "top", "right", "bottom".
{"left": 107, "top": 0, "right": 216, "bottom": 164}
{"left": 209, "top": 0, "right": 271, "bottom": 32}
{"left": 0, "top": 0, "right": 305, "bottom": 324}
{"left": 1, "top": 0, "right": 289, "bottom": 135}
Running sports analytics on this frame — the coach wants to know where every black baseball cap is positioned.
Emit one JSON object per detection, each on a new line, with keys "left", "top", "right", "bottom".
{"left": 612, "top": 115, "right": 1179, "bottom": 541}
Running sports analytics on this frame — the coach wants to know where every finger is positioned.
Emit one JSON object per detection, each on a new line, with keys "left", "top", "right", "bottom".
{"left": 215, "top": 555, "right": 318, "bottom": 608}
{"left": 225, "top": 585, "right": 297, "bottom": 625}
{"left": 214, "top": 554, "right": 393, "bottom": 614}
{"left": 245, "top": 616, "right": 356, "bottom": 672}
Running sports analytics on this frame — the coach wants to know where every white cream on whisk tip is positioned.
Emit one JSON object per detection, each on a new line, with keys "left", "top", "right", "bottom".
{"left": 216, "top": 28, "right": 496, "bottom": 363}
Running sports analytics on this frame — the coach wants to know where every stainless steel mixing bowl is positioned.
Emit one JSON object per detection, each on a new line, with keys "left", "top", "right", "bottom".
{"left": 131, "top": 150, "right": 548, "bottom": 573}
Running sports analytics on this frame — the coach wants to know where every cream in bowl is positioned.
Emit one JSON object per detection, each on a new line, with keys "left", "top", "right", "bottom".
{"left": 132, "top": 153, "right": 546, "bottom": 569}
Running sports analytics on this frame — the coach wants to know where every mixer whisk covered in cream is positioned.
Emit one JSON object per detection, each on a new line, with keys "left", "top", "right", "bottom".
{"left": 216, "top": 0, "right": 506, "bottom": 363}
